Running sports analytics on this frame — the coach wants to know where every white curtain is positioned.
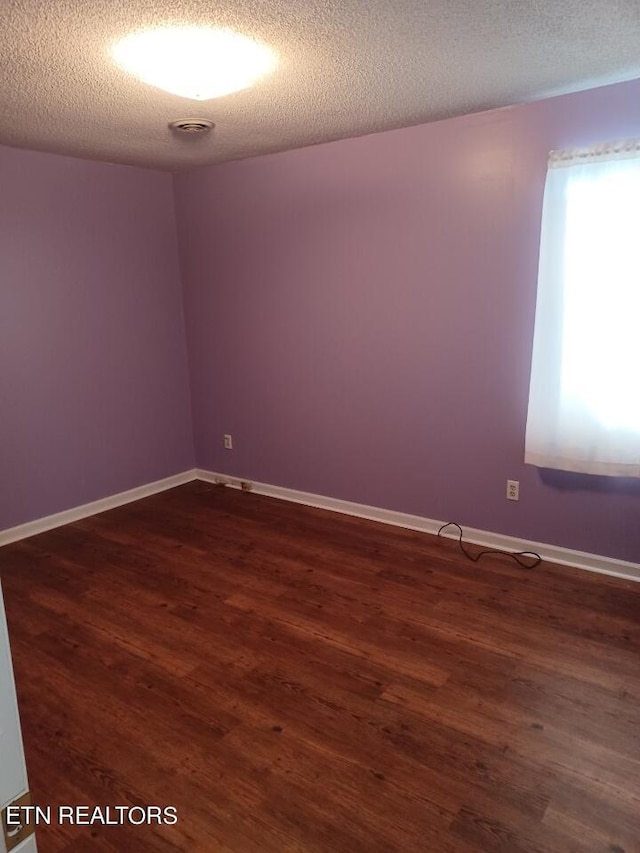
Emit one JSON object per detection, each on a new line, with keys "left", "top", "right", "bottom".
{"left": 525, "top": 141, "right": 640, "bottom": 477}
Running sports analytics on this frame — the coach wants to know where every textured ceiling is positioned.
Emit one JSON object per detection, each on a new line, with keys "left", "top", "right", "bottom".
{"left": 2, "top": 0, "right": 640, "bottom": 170}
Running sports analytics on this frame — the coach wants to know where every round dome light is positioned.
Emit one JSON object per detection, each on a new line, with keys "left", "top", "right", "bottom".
{"left": 113, "top": 26, "right": 277, "bottom": 101}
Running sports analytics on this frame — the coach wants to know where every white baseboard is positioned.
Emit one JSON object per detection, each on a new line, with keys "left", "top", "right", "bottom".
{"left": 0, "top": 470, "right": 197, "bottom": 546}
{"left": 3, "top": 467, "right": 638, "bottom": 584}
{"left": 196, "top": 469, "right": 640, "bottom": 583}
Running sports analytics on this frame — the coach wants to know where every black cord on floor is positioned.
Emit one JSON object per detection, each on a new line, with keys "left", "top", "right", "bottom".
{"left": 437, "top": 522, "right": 541, "bottom": 569}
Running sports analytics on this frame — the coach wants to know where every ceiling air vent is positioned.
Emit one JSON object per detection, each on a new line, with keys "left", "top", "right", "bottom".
{"left": 169, "top": 119, "right": 215, "bottom": 134}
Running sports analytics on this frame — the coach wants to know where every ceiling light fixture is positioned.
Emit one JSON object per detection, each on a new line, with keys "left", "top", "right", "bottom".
{"left": 112, "top": 26, "right": 277, "bottom": 101}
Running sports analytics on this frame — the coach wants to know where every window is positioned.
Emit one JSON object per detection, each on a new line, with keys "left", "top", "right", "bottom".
{"left": 525, "top": 141, "right": 640, "bottom": 477}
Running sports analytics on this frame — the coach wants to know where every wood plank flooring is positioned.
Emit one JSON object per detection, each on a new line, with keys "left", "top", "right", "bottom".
{"left": 1, "top": 481, "right": 639, "bottom": 852}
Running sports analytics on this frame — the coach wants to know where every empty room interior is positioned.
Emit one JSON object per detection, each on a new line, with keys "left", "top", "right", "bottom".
{"left": 1, "top": 1, "right": 640, "bottom": 851}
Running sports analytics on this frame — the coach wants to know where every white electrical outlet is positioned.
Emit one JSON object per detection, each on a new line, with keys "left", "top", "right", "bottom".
{"left": 224, "top": 434, "right": 233, "bottom": 450}
{"left": 506, "top": 480, "right": 519, "bottom": 501}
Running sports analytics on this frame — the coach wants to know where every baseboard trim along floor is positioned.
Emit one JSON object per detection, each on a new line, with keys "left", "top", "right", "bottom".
{"left": 2, "top": 467, "right": 638, "bottom": 583}
{"left": 197, "top": 469, "right": 640, "bottom": 583}
{"left": 0, "top": 470, "right": 198, "bottom": 547}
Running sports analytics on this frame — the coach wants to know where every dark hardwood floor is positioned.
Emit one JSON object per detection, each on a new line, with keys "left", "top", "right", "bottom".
{"left": 1, "top": 482, "right": 639, "bottom": 852}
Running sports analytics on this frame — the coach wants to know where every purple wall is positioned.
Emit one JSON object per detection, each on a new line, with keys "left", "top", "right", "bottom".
{"left": 174, "top": 79, "right": 640, "bottom": 563}
{"left": 0, "top": 146, "right": 194, "bottom": 530}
